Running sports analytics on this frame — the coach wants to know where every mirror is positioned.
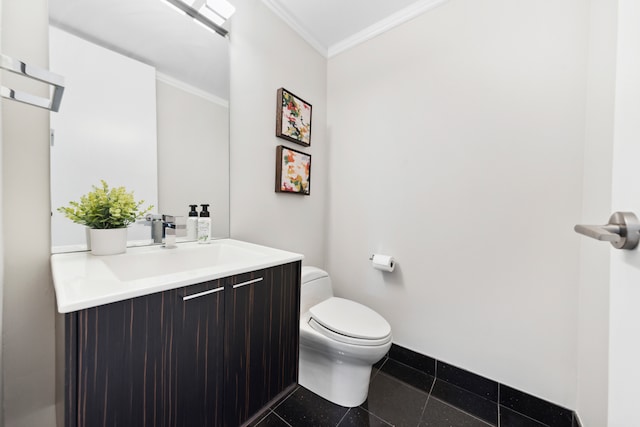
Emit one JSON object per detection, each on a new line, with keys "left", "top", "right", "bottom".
{"left": 49, "top": 0, "right": 230, "bottom": 253}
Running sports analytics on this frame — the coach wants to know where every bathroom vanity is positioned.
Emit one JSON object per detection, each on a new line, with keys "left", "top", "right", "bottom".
{"left": 52, "top": 240, "right": 303, "bottom": 427}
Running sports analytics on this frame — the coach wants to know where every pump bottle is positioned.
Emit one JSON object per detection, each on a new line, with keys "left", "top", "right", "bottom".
{"left": 186, "top": 204, "right": 198, "bottom": 240}
{"left": 197, "top": 204, "right": 212, "bottom": 244}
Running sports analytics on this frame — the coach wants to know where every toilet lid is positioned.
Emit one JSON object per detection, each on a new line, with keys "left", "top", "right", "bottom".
{"left": 308, "top": 297, "right": 391, "bottom": 344}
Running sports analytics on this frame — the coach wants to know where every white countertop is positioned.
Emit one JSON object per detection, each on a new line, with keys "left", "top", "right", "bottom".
{"left": 51, "top": 239, "right": 304, "bottom": 313}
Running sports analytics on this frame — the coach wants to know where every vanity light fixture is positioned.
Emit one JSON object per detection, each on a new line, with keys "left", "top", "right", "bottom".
{"left": 163, "top": 0, "right": 235, "bottom": 37}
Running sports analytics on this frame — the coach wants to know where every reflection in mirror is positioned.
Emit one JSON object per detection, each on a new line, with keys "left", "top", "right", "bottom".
{"left": 49, "top": 0, "right": 230, "bottom": 253}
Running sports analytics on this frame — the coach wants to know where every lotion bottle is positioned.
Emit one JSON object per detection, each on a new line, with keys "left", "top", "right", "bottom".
{"left": 197, "top": 204, "right": 211, "bottom": 244}
{"left": 186, "top": 204, "right": 198, "bottom": 241}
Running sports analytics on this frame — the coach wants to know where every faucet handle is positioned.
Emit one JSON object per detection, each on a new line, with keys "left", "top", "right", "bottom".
{"left": 149, "top": 214, "right": 163, "bottom": 243}
{"left": 140, "top": 213, "right": 162, "bottom": 226}
{"left": 163, "top": 215, "right": 187, "bottom": 238}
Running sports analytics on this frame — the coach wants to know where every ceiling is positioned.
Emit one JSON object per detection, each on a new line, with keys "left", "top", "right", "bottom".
{"left": 262, "top": 0, "right": 449, "bottom": 57}
{"left": 47, "top": 0, "right": 447, "bottom": 100}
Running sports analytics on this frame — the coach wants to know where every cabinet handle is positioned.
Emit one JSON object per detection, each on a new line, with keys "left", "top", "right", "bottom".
{"left": 232, "top": 277, "right": 263, "bottom": 289}
{"left": 183, "top": 286, "right": 224, "bottom": 301}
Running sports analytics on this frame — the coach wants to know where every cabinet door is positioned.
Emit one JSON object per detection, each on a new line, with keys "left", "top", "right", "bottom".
{"left": 67, "top": 279, "right": 225, "bottom": 427}
{"left": 70, "top": 290, "right": 171, "bottom": 427}
{"left": 173, "top": 280, "right": 225, "bottom": 427}
{"left": 224, "top": 262, "right": 301, "bottom": 426}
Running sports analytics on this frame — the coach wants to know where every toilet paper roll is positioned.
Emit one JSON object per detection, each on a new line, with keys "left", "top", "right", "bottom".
{"left": 371, "top": 254, "right": 395, "bottom": 272}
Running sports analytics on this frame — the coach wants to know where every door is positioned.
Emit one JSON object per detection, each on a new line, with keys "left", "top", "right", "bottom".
{"left": 606, "top": 0, "right": 640, "bottom": 423}
{"left": 578, "top": 1, "right": 640, "bottom": 425}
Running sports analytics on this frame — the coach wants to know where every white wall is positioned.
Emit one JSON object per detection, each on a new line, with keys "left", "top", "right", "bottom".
{"left": 156, "top": 78, "right": 230, "bottom": 238}
{"left": 576, "top": 0, "right": 617, "bottom": 424}
{"left": 1, "top": 0, "right": 57, "bottom": 425}
{"left": 229, "top": 0, "right": 327, "bottom": 266}
{"left": 608, "top": 0, "right": 640, "bottom": 424}
{"left": 326, "top": 0, "right": 588, "bottom": 408}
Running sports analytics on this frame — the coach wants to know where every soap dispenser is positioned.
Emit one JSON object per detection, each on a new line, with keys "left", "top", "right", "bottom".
{"left": 186, "top": 204, "right": 198, "bottom": 241}
{"left": 197, "top": 204, "right": 211, "bottom": 244}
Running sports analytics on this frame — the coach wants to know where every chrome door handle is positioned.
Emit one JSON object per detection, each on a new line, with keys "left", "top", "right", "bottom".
{"left": 574, "top": 211, "right": 640, "bottom": 250}
{"left": 574, "top": 224, "right": 621, "bottom": 242}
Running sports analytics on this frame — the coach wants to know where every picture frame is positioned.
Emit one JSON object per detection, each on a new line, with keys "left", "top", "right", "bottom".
{"left": 275, "top": 145, "right": 311, "bottom": 195}
{"left": 276, "top": 88, "right": 312, "bottom": 147}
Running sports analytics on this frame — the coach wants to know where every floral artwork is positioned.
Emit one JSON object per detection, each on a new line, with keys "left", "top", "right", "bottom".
{"left": 275, "top": 145, "right": 311, "bottom": 195}
{"left": 276, "top": 88, "right": 312, "bottom": 146}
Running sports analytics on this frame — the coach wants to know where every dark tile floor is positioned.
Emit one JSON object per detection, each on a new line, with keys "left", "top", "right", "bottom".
{"left": 250, "top": 356, "right": 551, "bottom": 427}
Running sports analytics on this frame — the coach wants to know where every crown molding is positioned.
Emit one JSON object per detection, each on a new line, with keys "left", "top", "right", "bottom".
{"left": 261, "top": 0, "right": 449, "bottom": 59}
{"left": 328, "top": 0, "right": 450, "bottom": 57}
{"left": 261, "top": 0, "right": 329, "bottom": 57}
{"left": 156, "top": 72, "right": 229, "bottom": 108}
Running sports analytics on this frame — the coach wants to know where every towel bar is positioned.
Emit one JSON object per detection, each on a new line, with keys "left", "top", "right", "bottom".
{"left": 0, "top": 53, "right": 65, "bottom": 112}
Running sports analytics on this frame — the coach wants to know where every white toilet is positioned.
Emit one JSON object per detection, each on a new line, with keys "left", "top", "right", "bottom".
{"left": 299, "top": 266, "right": 392, "bottom": 407}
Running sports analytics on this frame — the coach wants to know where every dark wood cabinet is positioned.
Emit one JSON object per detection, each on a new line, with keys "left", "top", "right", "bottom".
{"left": 65, "top": 261, "right": 301, "bottom": 427}
{"left": 224, "top": 263, "right": 301, "bottom": 426}
{"left": 173, "top": 280, "right": 226, "bottom": 427}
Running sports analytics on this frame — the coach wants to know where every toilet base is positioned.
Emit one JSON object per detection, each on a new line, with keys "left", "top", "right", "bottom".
{"left": 298, "top": 345, "right": 374, "bottom": 407}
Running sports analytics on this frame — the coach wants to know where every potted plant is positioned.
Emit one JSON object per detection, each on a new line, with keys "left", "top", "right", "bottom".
{"left": 58, "top": 180, "right": 153, "bottom": 255}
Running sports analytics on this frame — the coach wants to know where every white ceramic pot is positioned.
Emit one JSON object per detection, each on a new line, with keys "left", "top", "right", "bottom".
{"left": 88, "top": 228, "right": 128, "bottom": 256}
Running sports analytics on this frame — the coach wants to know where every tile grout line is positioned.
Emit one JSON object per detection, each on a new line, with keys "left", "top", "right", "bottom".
{"left": 272, "top": 410, "right": 294, "bottom": 427}
{"left": 267, "top": 386, "right": 301, "bottom": 426}
{"left": 270, "top": 385, "right": 299, "bottom": 413}
{"left": 417, "top": 373, "right": 437, "bottom": 422}
{"left": 364, "top": 407, "right": 395, "bottom": 427}
{"left": 407, "top": 365, "right": 514, "bottom": 427}
{"left": 335, "top": 408, "right": 351, "bottom": 427}
{"left": 372, "top": 356, "right": 389, "bottom": 380}
{"left": 388, "top": 356, "right": 501, "bottom": 426}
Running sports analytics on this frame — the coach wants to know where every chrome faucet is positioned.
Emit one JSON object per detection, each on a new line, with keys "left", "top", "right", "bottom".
{"left": 162, "top": 215, "right": 187, "bottom": 235}
{"left": 146, "top": 214, "right": 187, "bottom": 244}
{"left": 162, "top": 215, "right": 186, "bottom": 248}
{"left": 151, "top": 215, "right": 164, "bottom": 243}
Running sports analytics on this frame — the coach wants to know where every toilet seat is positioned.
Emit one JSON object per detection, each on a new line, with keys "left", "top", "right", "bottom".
{"left": 308, "top": 297, "right": 392, "bottom": 346}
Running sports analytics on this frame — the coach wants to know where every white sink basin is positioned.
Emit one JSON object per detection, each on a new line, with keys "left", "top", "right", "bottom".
{"left": 101, "top": 241, "right": 267, "bottom": 281}
{"left": 51, "top": 239, "right": 304, "bottom": 313}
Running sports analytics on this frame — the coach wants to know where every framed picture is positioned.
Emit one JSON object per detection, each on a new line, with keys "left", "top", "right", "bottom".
{"left": 276, "top": 88, "right": 312, "bottom": 147}
{"left": 275, "top": 145, "right": 311, "bottom": 195}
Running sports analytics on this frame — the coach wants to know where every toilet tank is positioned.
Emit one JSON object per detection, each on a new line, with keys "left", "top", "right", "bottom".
{"left": 300, "top": 266, "right": 334, "bottom": 314}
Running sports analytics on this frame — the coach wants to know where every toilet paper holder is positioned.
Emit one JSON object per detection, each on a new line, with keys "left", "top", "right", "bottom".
{"left": 369, "top": 254, "right": 396, "bottom": 272}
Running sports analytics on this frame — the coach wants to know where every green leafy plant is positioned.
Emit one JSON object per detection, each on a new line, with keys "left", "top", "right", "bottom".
{"left": 58, "top": 180, "right": 153, "bottom": 229}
